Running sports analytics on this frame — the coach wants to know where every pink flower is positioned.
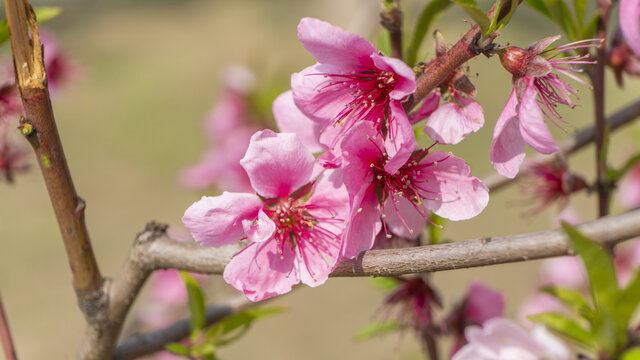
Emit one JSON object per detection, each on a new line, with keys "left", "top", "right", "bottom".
{"left": 452, "top": 318, "right": 570, "bottom": 360}
{"left": 182, "top": 130, "right": 349, "bottom": 301}
{"left": 340, "top": 122, "right": 488, "bottom": 258}
{"left": 540, "top": 256, "right": 587, "bottom": 289}
{"left": 423, "top": 89, "right": 484, "bottom": 145}
{"left": 273, "top": 90, "right": 323, "bottom": 153}
{"left": 618, "top": 162, "right": 640, "bottom": 209}
{"left": 620, "top": 0, "right": 640, "bottom": 56}
{"left": 491, "top": 36, "right": 600, "bottom": 178}
{"left": 518, "top": 293, "right": 564, "bottom": 327}
{"left": 519, "top": 160, "right": 587, "bottom": 214}
{"left": 40, "top": 31, "right": 78, "bottom": 94}
{"left": 0, "top": 124, "right": 29, "bottom": 183}
{"left": 291, "top": 17, "right": 417, "bottom": 173}
{"left": 614, "top": 239, "right": 640, "bottom": 286}
{"left": 463, "top": 281, "right": 505, "bottom": 324}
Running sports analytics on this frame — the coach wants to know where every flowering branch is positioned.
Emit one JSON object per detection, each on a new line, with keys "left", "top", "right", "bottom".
{"left": 3, "top": 0, "right": 105, "bottom": 316}
{"left": 483, "top": 98, "right": 640, "bottom": 191}
{"left": 112, "top": 295, "right": 254, "bottom": 360}
{"left": 0, "top": 292, "right": 17, "bottom": 360}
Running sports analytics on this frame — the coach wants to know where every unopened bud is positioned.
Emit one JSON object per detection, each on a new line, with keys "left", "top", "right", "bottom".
{"left": 497, "top": 46, "right": 530, "bottom": 77}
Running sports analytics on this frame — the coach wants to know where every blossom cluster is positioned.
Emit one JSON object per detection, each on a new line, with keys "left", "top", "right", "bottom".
{"left": 182, "top": 18, "right": 597, "bottom": 302}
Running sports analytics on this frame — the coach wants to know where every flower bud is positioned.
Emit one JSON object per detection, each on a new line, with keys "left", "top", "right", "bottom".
{"left": 497, "top": 46, "right": 530, "bottom": 77}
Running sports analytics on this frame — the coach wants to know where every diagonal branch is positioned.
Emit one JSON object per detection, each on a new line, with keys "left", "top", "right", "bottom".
{"left": 0, "top": 292, "right": 18, "bottom": 360}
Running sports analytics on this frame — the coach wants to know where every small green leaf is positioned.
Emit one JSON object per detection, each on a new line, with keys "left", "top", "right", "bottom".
{"left": 33, "top": 7, "right": 62, "bottom": 23}
{"left": 452, "top": 0, "right": 492, "bottom": 35}
{"left": 495, "top": 0, "right": 521, "bottom": 32}
{"left": 543, "top": 0, "right": 578, "bottom": 41}
{"left": 165, "top": 342, "right": 191, "bottom": 356}
{"left": 528, "top": 312, "right": 594, "bottom": 346}
{"left": 405, "top": 0, "right": 451, "bottom": 66}
{"left": 428, "top": 214, "right": 446, "bottom": 245}
{"left": 370, "top": 277, "right": 401, "bottom": 291}
{"left": 562, "top": 223, "right": 619, "bottom": 312}
{"left": 354, "top": 321, "right": 401, "bottom": 341}
{"left": 180, "top": 271, "right": 206, "bottom": 332}
{"left": 190, "top": 342, "right": 216, "bottom": 357}
{"left": 573, "top": 0, "right": 586, "bottom": 28}
{"left": 204, "top": 323, "right": 223, "bottom": 341}
{"left": 221, "top": 307, "right": 285, "bottom": 336}
{"left": 622, "top": 348, "right": 640, "bottom": 360}
{"left": 525, "top": 0, "right": 553, "bottom": 19}
{"left": 615, "top": 268, "right": 640, "bottom": 328}
{"left": 541, "top": 286, "right": 596, "bottom": 322}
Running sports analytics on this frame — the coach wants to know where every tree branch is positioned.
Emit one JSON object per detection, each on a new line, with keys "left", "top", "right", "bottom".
{"left": 0, "top": 292, "right": 18, "bottom": 360}
{"left": 482, "top": 99, "right": 640, "bottom": 191}
{"left": 4, "top": 0, "right": 104, "bottom": 305}
{"left": 380, "top": 0, "right": 403, "bottom": 60}
{"left": 112, "top": 295, "right": 253, "bottom": 360}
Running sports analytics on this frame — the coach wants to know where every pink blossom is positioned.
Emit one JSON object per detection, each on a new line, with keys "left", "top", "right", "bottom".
{"left": 618, "top": 162, "right": 640, "bottom": 209}
{"left": 540, "top": 256, "right": 588, "bottom": 289}
{"left": 519, "top": 160, "right": 587, "bottom": 214}
{"left": 273, "top": 90, "right": 323, "bottom": 153}
{"left": 614, "top": 239, "right": 640, "bottom": 286}
{"left": 0, "top": 124, "right": 29, "bottom": 183}
{"left": 463, "top": 281, "right": 505, "bottom": 324}
{"left": 382, "top": 275, "right": 441, "bottom": 330}
{"left": 40, "top": 31, "right": 78, "bottom": 94}
{"left": 491, "top": 37, "right": 600, "bottom": 178}
{"left": 340, "top": 122, "right": 488, "bottom": 258}
{"left": 423, "top": 89, "right": 484, "bottom": 145}
{"left": 291, "top": 17, "right": 416, "bottom": 172}
{"left": 182, "top": 130, "right": 349, "bottom": 301}
{"left": 518, "top": 293, "right": 564, "bottom": 327}
{"left": 452, "top": 318, "right": 570, "bottom": 360}
{"left": 620, "top": 0, "right": 640, "bottom": 56}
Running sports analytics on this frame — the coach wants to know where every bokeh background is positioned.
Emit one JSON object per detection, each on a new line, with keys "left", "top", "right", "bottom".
{"left": 1, "top": 0, "right": 639, "bottom": 358}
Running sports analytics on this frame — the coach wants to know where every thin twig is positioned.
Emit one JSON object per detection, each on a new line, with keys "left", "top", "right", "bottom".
{"left": 380, "top": 0, "right": 403, "bottom": 60}
{"left": 0, "top": 292, "right": 17, "bottom": 360}
{"left": 112, "top": 295, "right": 253, "bottom": 360}
{"left": 483, "top": 99, "right": 640, "bottom": 191}
{"left": 4, "top": 0, "right": 104, "bottom": 306}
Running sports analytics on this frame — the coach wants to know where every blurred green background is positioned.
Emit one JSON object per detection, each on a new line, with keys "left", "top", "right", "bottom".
{"left": 1, "top": 0, "right": 639, "bottom": 358}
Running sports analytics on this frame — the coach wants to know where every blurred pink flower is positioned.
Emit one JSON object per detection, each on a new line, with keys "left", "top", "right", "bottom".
{"left": 452, "top": 318, "right": 570, "bottom": 360}
{"left": 491, "top": 37, "right": 600, "bottom": 178}
{"left": 518, "top": 293, "right": 564, "bottom": 327}
{"left": 0, "top": 124, "right": 29, "bottom": 183}
{"left": 383, "top": 275, "right": 441, "bottom": 330}
{"left": 291, "top": 17, "right": 416, "bottom": 172}
{"left": 519, "top": 160, "right": 587, "bottom": 214}
{"left": 183, "top": 130, "right": 349, "bottom": 301}
{"left": 540, "top": 256, "right": 587, "bottom": 289}
{"left": 464, "top": 281, "right": 505, "bottom": 324}
{"left": 620, "top": 0, "right": 640, "bottom": 56}
{"left": 614, "top": 239, "right": 640, "bottom": 286}
{"left": 40, "top": 31, "right": 79, "bottom": 94}
{"left": 618, "top": 162, "right": 640, "bottom": 209}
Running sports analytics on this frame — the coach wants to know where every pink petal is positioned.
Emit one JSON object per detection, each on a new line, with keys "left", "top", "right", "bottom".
{"left": 620, "top": 0, "right": 640, "bottom": 55}
{"left": 527, "top": 35, "right": 561, "bottom": 55}
{"left": 420, "top": 151, "right": 489, "bottom": 221}
{"left": 464, "top": 318, "right": 542, "bottom": 355}
{"left": 382, "top": 196, "right": 426, "bottom": 239}
{"left": 491, "top": 90, "right": 526, "bottom": 178}
{"left": 297, "top": 17, "right": 377, "bottom": 68}
{"left": 370, "top": 53, "right": 416, "bottom": 100}
{"left": 223, "top": 241, "right": 299, "bottom": 302}
{"left": 297, "top": 235, "right": 342, "bottom": 288}
{"left": 617, "top": 162, "right": 640, "bottom": 209}
{"left": 409, "top": 90, "right": 440, "bottom": 124}
{"left": 240, "top": 130, "right": 315, "bottom": 199}
{"left": 242, "top": 209, "right": 276, "bottom": 243}
{"left": 539, "top": 256, "right": 587, "bottom": 288}
{"left": 204, "top": 92, "right": 246, "bottom": 143}
{"left": 273, "top": 90, "right": 324, "bottom": 153}
{"left": 518, "top": 79, "right": 559, "bottom": 154}
{"left": 291, "top": 64, "right": 357, "bottom": 123}
{"left": 182, "top": 192, "right": 262, "bottom": 247}
{"left": 340, "top": 122, "right": 382, "bottom": 194}
{"left": 464, "top": 281, "right": 505, "bottom": 324}
{"left": 424, "top": 94, "right": 484, "bottom": 145}
{"left": 343, "top": 184, "right": 382, "bottom": 258}
{"left": 383, "top": 101, "right": 417, "bottom": 173}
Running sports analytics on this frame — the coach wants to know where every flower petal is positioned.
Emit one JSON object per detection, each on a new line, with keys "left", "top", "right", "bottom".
{"left": 223, "top": 241, "right": 299, "bottom": 302}
{"left": 297, "top": 17, "right": 377, "bottom": 68}
{"left": 182, "top": 192, "right": 262, "bottom": 247}
{"left": 240, "top": 130, "right": 315, "bottom": 198}
{"left": 409, "top": 90, "right": 440, "bottom": 124}
{"left": 384, "top": 101, "right": 417, "bottom": 173}
{"left": 370, "top": 53, "right": 416, "bottom": 99}
{"left": 382, "top": 196, "right": 426, "bottom": 239}
{"left": 242, "top": 209, "right": 276, "bottom": 243}
{"left": 424, "top": 94, "right": 484, "bottom": 145}
{"left": 491, "top": 90, "right": 526, "bottom": 178}
{"left": 343, "top": 183, "right": 382, "bottom": 258}
{"left": 518, "top": 79, "right": 559, "bottom": 154}
{"left": 273, "top": 90, "right": 323, "bottom": 153}
{"left": 420, "top": 151, "right": 489, "bottom": 221}
{"left": 620, "top": 0, "right": 640, "bottom": 56}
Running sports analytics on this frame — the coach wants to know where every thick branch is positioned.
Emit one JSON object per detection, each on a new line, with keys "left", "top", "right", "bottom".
{"left": 112, "top": 295, "right": 253, "bottom": 360}
{"left": 483, "top": 99, "right": 640, "bottom": 191}
{"left": 124, "top": 209, "right": 640, "bottom": 277}
{"left": 4, "top": 0, "right": 103, "bottom": 300}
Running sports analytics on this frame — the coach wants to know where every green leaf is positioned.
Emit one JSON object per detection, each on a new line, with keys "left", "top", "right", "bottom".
{"left": 528, "top": 312, "right": 594, "bottom": 346}
{"left": 180, "top": 271, "right": 206, "bottom": 332}
{"left": 525, "top": 0, "right": 553, "bottom": 19}
{"left": 405, "top": 0, "right": 451, "bottom": 66}
{"left": 493, "top": 0, "right": 521, "bottom": 32}
{"left": 353, "top": 321, "right": 401, "bottom": 341}
{"left": 204, "top": 323, "right": 223, "bottom": 341}
{"left": 428, "top": 213, "right": 446, "bottom": 245}
{"left": 561, "top": 223, "right": 619, "bottom": 312}
{"left": 573, "top": 0, "right": 586, "bottom": 28}
{"left": 615, "top": 268, "right": 640, "bottom": 328}
{"left": 543, "top": 0, "right": 578, "bottom": 41}
{"left": 369, "top": 277, "right": 401, "bottom": 291}
{"left": 622, "top": 348, "right": 640, "bottom": 360}
{"left": 452, "top": 0, "right": 492, "bottom": 36}
{"left": 214, "top": 307, "right": 286, "bottom": 346}
{"left": 165, "top": 342, "right": 191, "bottom": 356}
{"left": 541, "top": 286, "right": 596, "bottom": 322}
{"left": 582, "top": 11, "right": 600, "bottom": 38}
{"left": 608, "top": 153, "right": 640, "bottom": 182}
{"left": 190, "top": 342, "right": 216, "bottom": 357}
{"left": 0, "top": 7, "right": 63, "bottom": 48}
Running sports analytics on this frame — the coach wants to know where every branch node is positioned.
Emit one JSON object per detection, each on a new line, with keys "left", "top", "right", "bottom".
{"left": 135, "top": 221, "right": 169, "bottom": 245}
